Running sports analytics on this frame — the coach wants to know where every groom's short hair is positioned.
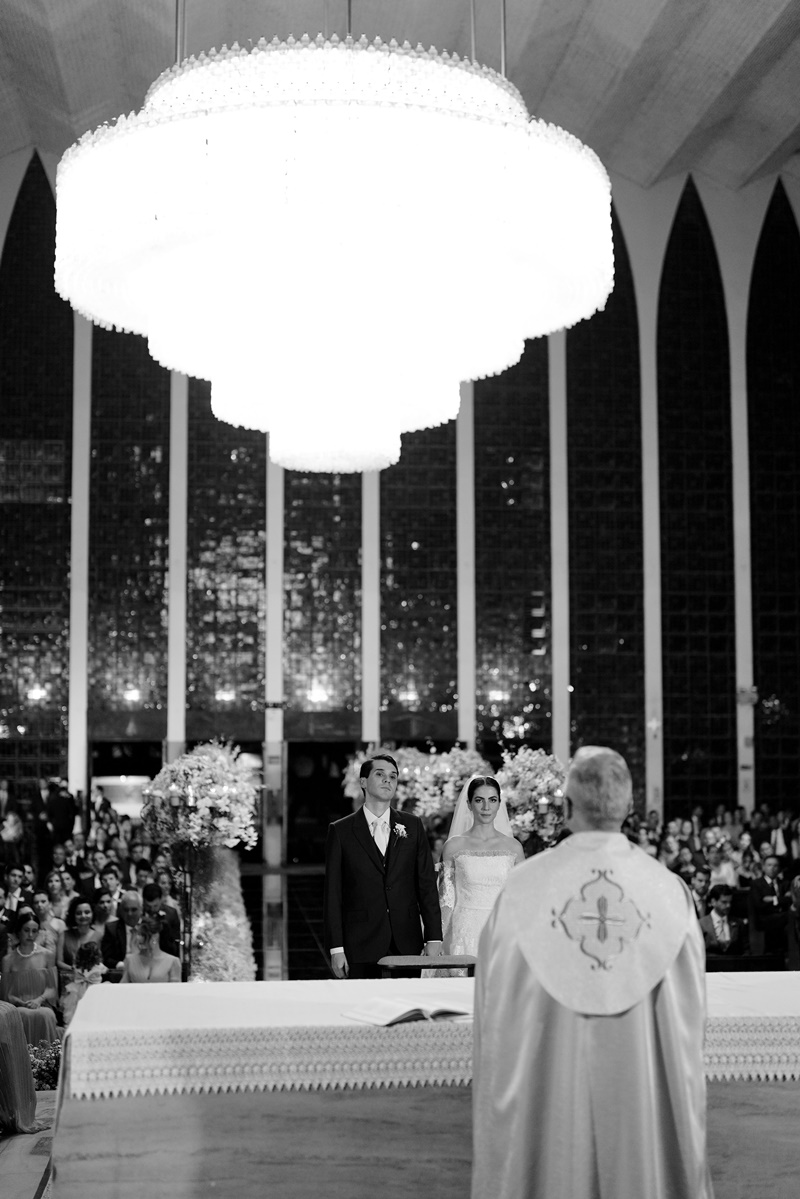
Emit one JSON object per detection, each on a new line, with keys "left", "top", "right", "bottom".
{"left": 359, "top": 753, "right": 398, "bottom": 781}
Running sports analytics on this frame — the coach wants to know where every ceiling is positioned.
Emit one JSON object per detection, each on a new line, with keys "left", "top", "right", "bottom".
{"left": 1, "top": 0, "right": 799, "bottom": 191}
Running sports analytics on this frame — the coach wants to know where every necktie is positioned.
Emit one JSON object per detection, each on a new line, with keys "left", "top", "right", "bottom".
{"left": 373, "top": 819, "right": 388, "bottom": 855}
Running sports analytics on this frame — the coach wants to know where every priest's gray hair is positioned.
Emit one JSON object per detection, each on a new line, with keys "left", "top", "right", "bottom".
{"left": 567, "top": 746, "right": 632, "bottom": 828}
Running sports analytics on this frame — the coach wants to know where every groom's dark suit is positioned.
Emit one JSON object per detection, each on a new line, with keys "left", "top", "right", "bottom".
{"left": 324, "top": 806, "right": 442, "bottom": 973}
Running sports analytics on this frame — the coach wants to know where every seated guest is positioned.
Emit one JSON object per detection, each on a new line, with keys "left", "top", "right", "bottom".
{"left": 156, "top": 868, "right": 183, "bottom": 916}
{"left": 57, "top": 895, "right": 100, "bottom": 981}
{"left": 62, "top": 835, "right": 86, "bottom": 875}
{"left": 689, "top": 869, "right": 710, "bottom": 919}
{"left": 120, "top": 840, "right": 146, "bottom": 887}
{"left": 92, "top": 888, "right": 115, "bottom": 935}
{"left": 60, "top": 866, "right": 81, "bottom": 909}
{"left": 44, "top": 869, "right": 68, "bottom": 920}
{"left": 134, "top": 859, "right": 155, "bottom": 893}
{"left": 0, "top": 911, "right": 59, "bottom": 1046}
{"left": 670, "top": 845, "right": 697, "bottom": 883}
{"left": 102, "top": 889, "right": 174, "bottom": 977}
{"left": 737, "top": 843, "right": 762, "bottom": 888}
{"left": 120, "top": 914, "right": 181, "bottom": 984}
{"left": 141, "top": 883, "right": 181, "bottom": 957}
{"left": 99, "top": 862, "right": 124, "bottom": 916}
{"left": 30, "top": 888, "right": 66, "bottom": 953}
{"left": 699, "top": 885, "right": 747, "bottom": 955}
{"left": 707, "top": 847, "right": 737, "bottom": 889}
{"left": 634, "top": 828, "right": 658, "bottom": 858}
{"left": 3, "top": 865, "right": 33, "bottom": 917}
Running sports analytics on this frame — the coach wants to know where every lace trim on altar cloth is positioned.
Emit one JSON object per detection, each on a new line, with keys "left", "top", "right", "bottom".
{"left": 65, "top": 1014, "right": 800, "bottom": 1099}
{"left": 704, "top": 1016, "right": 800, "bottom": 1081}
{"left": 65, "top": 1022, "right": 474, "bottom": 1100}
{"left": 448, "top": 849, "right": 519, "bottom": 860}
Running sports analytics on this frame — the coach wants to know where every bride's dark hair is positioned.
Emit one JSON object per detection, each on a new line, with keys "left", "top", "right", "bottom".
{"left": 467, "top": 776, "right": 501, "bottom": 802}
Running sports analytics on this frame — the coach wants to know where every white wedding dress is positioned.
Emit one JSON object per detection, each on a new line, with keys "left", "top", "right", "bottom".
{"left": 439, "top": 849, "right": 518, "bottom": 957}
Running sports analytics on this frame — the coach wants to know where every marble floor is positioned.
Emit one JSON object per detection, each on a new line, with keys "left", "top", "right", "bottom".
{"left": 0, "top": 1091, "right": 55, "bottom": 1199}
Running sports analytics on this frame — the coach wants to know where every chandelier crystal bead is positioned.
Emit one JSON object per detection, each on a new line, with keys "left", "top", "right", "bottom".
{"left": 55, "top": 35, "right": 614, "bottom": 473}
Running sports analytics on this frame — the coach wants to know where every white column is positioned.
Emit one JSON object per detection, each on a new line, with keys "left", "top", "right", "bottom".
{"left": 612, "top": 175, "right": 684, "bottom": 818}
{"left": 548, "top": 332, "right": 570, "bottom": 765}
{"left": 165, "top": 372, "right": 188, "bottom": 763}
{"left": 263, "top": 444, "right": 285, "bottom": 980}
{"left": 361, "top": 471, "right": 381, "bottom": 745}
{"left": 67, "top": 315, "right": 92, "bottom": 797}
{"left": 697, "top": 178, "right": 773, "bottom": 814}
{"left": 456, "top": 382, "right": 476, "bottom": 749}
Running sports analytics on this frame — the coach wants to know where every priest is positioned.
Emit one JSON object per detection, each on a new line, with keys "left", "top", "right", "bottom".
{"left": 471, "top": 746, "right": 714, "bottom": 1199}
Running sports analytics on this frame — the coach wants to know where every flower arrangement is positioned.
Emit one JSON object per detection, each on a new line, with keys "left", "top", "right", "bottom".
{"left": 496, "top": 746, "right": 567, "bottom": 843}
{"left": 141, "top": 741, "right": 259, "bottom": 850}
{"left": 191, "top": 847, "right": 257, "bottom": 983}
{"left": 343, "top": 745, "right": 492, "bottom": 826}
{"left": 28, "top": 1038, "right": 61, "bottom": 1090}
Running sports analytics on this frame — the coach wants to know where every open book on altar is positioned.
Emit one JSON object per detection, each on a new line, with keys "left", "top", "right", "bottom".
{"left": 343, "top": 994, "right": 473, "bottom": 1026}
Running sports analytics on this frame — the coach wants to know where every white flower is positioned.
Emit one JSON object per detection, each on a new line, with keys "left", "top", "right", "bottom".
{"left": 393, "top": 824, "right": 408, "bottom": 839}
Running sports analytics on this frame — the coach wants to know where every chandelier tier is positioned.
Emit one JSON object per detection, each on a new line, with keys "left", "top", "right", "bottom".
{"left": 55, "top": 34, "right": 614, "bottom": 473}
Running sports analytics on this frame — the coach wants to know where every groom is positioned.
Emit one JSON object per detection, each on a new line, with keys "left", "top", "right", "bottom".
{"left": 324, "top": 752, "right": 443, "bottom": 978}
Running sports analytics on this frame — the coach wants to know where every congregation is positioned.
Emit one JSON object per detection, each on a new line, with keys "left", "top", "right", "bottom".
{"left": 0, "top": 782, "right": 185, "bottom": 1047}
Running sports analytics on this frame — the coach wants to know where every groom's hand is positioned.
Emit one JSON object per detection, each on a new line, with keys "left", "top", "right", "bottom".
{"left": 331, "top": 951, "right": 349, "bottom": 978}
{"left": 423, "top": 941, "right": 443, "bottom": 958}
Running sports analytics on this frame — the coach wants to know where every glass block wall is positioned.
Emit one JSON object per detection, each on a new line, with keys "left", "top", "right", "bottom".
{"left": 186, "top": 380, "right": 267, "bottom": 742}
{"left": 474, "top": 340, "right": 551, "bottom": 757}
{"left": 0, "top": 155, "right": 73, "bottom": 788}
{"left": 284, "top": 470, "right": 361, "bottom": 739}
{"left": 567, "top": 210, "right": 645, "bottom": 800}
{"left": 381, "top": 425, "right": 458, "bottom": 742}
{"left": 748, "top": 181, "right": 800, "bottom": 805}
{"left": 88, "top": 329, "right": 170, "bottom": 739}
{"left": 657, "top": 179, "right": 737, "bottom": 814}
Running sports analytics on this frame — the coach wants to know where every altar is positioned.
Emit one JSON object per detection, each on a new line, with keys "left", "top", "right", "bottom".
{"left": 51, "top": 973, "right": 800, "bottom": 1198}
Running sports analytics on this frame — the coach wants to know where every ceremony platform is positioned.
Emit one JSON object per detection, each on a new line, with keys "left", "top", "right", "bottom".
{"left": 49, "top": 973, "right": 800, "bottom": 1198}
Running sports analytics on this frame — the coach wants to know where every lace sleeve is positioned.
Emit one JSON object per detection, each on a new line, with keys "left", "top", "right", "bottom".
{"left": 438, "top": 860, "right": 456, "bottom": 951}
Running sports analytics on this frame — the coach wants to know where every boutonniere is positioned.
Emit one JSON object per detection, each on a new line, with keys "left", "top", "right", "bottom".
{"left": 393, "top": 824, "right": 408, "bottom": 840}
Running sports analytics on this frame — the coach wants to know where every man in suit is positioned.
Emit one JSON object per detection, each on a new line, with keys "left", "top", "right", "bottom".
{"left": 324, "top": 752, "right": 442, "bottom": 979}
{"left": 689, "top": 868, "right": 710, "bottom": 920}
{"left": 102, "top": 888, "right": 179, "bottom": 979}
{"left": 3, "top": 865, "right": 34, "bottom": 916}
{"left": 141, "top": 882, "right": 181, "bottom": 958}
{"left": 749, "top": 855, "right": 791, "bottom": 956}
{"left": 699, "top": 884, "right": 747, "bottom": 955}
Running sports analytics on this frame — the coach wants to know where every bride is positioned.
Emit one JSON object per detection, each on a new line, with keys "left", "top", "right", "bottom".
{"left": 439, "top": 775, "right": 525, "bottom": 959}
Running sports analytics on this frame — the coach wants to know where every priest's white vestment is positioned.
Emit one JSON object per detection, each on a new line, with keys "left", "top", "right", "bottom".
{"left": 471, "top": 832, "right": 714, "bottom": 1199}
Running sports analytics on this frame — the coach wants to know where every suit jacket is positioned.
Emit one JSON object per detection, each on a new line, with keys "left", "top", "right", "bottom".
{"left": 749, "top": 875, "right": 789, "bottom": 954}
{"left": 101, "top": 915, "right": 180, "bottom": 974}
{"left": 699, "top": 914, "right": 747, "bottom": 955}
{"left": 324, "top": 807, "right": 442, "bottom": 965}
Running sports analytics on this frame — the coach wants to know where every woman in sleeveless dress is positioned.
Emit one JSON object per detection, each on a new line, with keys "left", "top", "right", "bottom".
{"left": 439, "top": 775, "right": 525, "bottom": 960}
{"left": 120, "top": 913, "right": 181, "bottom": 983}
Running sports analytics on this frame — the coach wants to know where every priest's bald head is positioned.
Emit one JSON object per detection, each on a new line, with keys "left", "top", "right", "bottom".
{"left": 565, "top": 746, "right": 632, "bottom": 832}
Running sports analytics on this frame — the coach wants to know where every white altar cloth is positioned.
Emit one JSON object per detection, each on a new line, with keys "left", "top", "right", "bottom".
{"left": 64, "top": 978, "right": 475, "bottom": 1099}
{"left": 62, "top": 971, "right": 800, "bottom": 1100}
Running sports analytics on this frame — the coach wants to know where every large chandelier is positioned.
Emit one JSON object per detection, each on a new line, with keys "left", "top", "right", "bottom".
{"left": 55, "top": 30, "right": 613, "bottom": 473}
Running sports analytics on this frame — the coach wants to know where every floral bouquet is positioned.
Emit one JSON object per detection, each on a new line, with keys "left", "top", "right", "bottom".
{"left": 28, "top": 1038, "right": 61, "bottom": 1091}
{"left": 496, "top": 746, "right": 567, "bottom": 843}
{"left": 141, "top": 741, "right": 259, "bottom": 851}
{"left": 343, "top": 744, "right": 492, "bottom": 827}
{"left": 61, "top": 940, "right": 107, "bottom": 1026}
